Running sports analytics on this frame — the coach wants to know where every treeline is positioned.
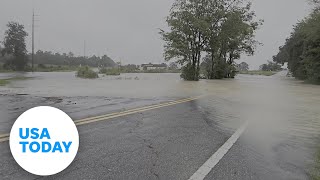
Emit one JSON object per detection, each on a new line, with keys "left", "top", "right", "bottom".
{"left": 0, "top": 21, "right": 116, "bottom": 71}
{"left": 273, "top": 6, "right": 320, "bottom": 83}
{"left": 160, "top": 0, "right": 262, "bottom": 81}
{"left": 32, "top": 50, "right": 116, "bottom": 67}
{"left": 259, "top": 61, "right": 282, "bottom": 72}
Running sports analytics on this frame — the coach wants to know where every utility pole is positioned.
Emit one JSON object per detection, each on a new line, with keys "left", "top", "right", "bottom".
{"left": 83, "top": 40, "right": 86, "bottom": 58}
{"left": 32, "top": 10, "right": 35, "bottom": 72}
{"left": 31, "top": 9, "right": 39, "bottom": 72}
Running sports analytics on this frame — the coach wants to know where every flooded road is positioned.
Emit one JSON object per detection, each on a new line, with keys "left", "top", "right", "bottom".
{"left": 0, "top": 72, "right": 319, "bottom": 179}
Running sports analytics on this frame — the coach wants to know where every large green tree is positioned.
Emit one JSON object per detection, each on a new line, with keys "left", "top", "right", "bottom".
{"left": 160, "top": 0, "right": 207, "bottom": 81}
{"left": 160, "top": 0, "right": 261, "bottom": 81}
{"left": 2, "top": 22, "right": 28, "bottom": 71}
{"left": 273, "top": 9, "right": 320, "bottom": 83}
{"left": 203, "top": 1, "right": 261, "bottom": 79}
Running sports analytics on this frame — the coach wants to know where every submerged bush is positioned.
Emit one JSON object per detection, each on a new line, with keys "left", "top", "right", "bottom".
{"left": 99, "top": 67, "right": 108, "bottom": 74}
{"left": 76, "top": 66, "right": 98, "bottom": 79}
{"left": 99, "top": 67, "right": 120, "bottom": 76}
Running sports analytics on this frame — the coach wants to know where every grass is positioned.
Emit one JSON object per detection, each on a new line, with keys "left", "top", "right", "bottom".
{"left": 239, "top": 70, "right": 277, "bottom": 76}
{"left": 311, "top": 148, "right": 320, "bottom": 180}
{"left": 99, "top": 68, "right": 121, "bottom": 76}
{"left": 76, "top": 66, "right": 99, "bottom": 79}
{"left": 0, "top": 77, "right": 33, "bottom": 86}
{"left": 0, "top": 79, "right": 9, "bottom": 86}
{"left": 0, "top": 69, "right": 14, "bottom": 73}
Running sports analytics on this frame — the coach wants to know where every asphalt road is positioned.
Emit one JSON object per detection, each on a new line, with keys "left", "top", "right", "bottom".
{"left": 0, "top": 98, "right": 234, "bottom": 180}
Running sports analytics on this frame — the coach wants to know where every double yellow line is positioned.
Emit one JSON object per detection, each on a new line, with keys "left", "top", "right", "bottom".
{"left": 0, "top": 134, "right": 9, "bottom": 143}
{"left": 0, "top": 96, "right": 202, "bottom": 143}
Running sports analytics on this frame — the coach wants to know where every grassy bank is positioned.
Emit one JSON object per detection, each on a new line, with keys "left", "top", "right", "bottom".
{"left": 0, "top": 77, "right": 33, "bottom": 86}
{"left": 239, "top": 70, "right": 277, "bottom": 76}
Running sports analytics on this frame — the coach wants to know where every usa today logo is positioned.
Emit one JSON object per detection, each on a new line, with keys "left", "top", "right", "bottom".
{"left": 9, "top": 106, "right": 79, "bottom": 176}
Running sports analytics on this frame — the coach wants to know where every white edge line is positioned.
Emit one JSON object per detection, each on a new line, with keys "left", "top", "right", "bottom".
{"left": 188, "top": 122, "right": 248, "bottom": 180}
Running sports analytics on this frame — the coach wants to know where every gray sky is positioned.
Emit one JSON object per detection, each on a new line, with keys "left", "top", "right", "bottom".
{"left": 0, "top": 0, "right": 312, "bottom": 69}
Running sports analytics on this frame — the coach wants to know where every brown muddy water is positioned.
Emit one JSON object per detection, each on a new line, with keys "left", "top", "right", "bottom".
{"left": 0, "top": 71, "right": 319, "bottom": 179}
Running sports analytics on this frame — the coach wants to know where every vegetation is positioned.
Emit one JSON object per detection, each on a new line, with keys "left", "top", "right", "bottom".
{"left": 32, "top": 64, "right": 77, "bottom": 72}
{"left": 143, "top": 69, "right": 180, "bottom": 73}
{"left": 237, "top": 62, "right": 249, "bottom": 72}
{"left": 273, "top": 8, "right": 320, "bottom": 83}
{"left": 0, "top": 77, "right": 33, "bottom": 86}
{"left": 312, "top": 148, "right": 320, "bottom": 180}
{"left": 259, "top": 61, "right": 283, "bottom": 72}
{"left": 76, "top": 66, "right": 98, "bottom": 79}
{"left": 160, "top": 0, "right": 262, "bottom": 81}
{"left": 168, "top": 62, "right": 179, "bottom": 71}
{"left": 99, "top": 66, "right": 180, "bottom": 74}
{"left": 0, "top": 79, "right": 9, "bottom": 86}
{"left": 32, "top": 51, "right": 116, "bottom": 67}
{"left": 99, "top": 67, "right": 121, "bottom": 76}
{"left": 239, "top": 70, "right": 277, "bottom": 76}
{"left": 0, "top": 22, "right": 116, "bottom": 72}
{"left": 1, "top": 22, "right": 28, "bottom": 71}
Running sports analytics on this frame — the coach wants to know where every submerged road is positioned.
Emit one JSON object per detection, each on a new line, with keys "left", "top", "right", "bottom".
{"left": 0, "top": 96, "right": 237, "bottom": 179}
{"left": 0, "top": 72, "right": 320, "bottom": 179}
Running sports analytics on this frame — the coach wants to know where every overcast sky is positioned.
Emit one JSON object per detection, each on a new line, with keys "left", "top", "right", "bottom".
{"left": 0, "top": 0, "right": 312, "bottom": 69}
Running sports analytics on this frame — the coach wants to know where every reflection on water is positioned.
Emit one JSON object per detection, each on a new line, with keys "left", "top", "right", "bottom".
{"left": 0, "top": 71, "right": 320, "bottom": 178}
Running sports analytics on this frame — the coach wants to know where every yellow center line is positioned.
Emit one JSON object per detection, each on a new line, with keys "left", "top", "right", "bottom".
{"left": 0, "top": 137, "right": 9, "bottom": 143}
{"left": 0, "top": 96, "right": 203, "bottom": 143}
{"left": 75, "top": 97, "right": 200, "bottom": 126}
{"left": 74, "top": 97, "right": 196, "bottom": 123}
{"left": 0, "top": 134, "right": 9, "bottom": 138}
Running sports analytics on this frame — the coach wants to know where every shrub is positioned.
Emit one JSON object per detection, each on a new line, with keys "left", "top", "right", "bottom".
{"left": 76, "top": 66, "right": 98, "bottom": 79}
{"left": 180, "top": 64, "right": 198, "bottom": 81}
{"left": 99, "top": 67, "right": 108, "bottom": 74}
{"left": 38, "top": 64, "right": 47, "bottom": 69}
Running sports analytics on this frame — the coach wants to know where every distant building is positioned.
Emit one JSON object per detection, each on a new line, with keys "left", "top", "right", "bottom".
{"left": 140, "top": 63, "right": 167, "bottom": 71}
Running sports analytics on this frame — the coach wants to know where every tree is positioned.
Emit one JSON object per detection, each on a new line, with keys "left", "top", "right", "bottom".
{"left": 160, "top": 0, "right": 206, "bottom": 81}
{"left": 33, "top": 50, "right": 116, "bottom": 67}
{"left": 310, "top": 0, "right": 320, "bottom": 8}
{"left": 169, "top": 62, "right": 178, "bottom": 70}
{"left": 204, "top": 1, "right": 261, "bottom": 79}
{"left": 238, "top": 62, "right": 249, "bottom": 71}
{"left": 2, "top": 22, "right": 28, "bottom": 71}
{"left": 273, "top": 9, "right": 320, "bottom": 83}
{"left": 259, "top": 61, "right": 282, "bottom": 71}
{"left": 160, "top": 0, "right": 262, "bottom": 80}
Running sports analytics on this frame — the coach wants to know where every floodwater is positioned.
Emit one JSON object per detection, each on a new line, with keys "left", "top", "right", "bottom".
{"left": 0, "top": 71, "right": 320, "bottom": 179}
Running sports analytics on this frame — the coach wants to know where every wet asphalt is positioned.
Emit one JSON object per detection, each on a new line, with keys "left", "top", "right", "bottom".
{"left": 0, "top": 98, "right": 232, "bottom": 180}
